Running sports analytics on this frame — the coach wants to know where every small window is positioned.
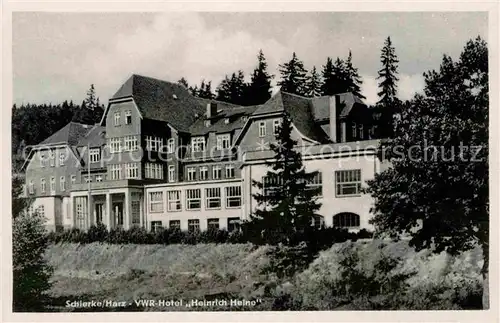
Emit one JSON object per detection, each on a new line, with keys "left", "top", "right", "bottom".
{"left": 352, "top": 122, "right": 357, "bottom": 139}
{"left": 273, "top": 119, "right": 281, "bottom": 135}
{"left": 205, "top": 187, "right": 221, "bottom": 209}
{"left": 60, "top": 176, "right": 65, "bottom": 191}
{"left": 59, "top": 152, "right": 66, "bottom": 166}
{"left": 167, "top": 138, "right": 175, "bottom": 154}
{"left": 258, "top": 121, "right": 266, "bottom": 137}
{"left": 114, "top": 112, "right": 120, "bottom": 126}
{"left": 207, "top": 218, "right": 219, "bottom": 231}
{"left": 89, "top": 148, "right": 101, "bottom": 163}
{"left": 212, "top": 165, "right": 221, "bottom": 180}
{"left": 37, "top": 205, "right": 45, "bottom": 217}
{"left": 40, "top": 153, "right": 46, "bottom": 168}
{"left": 200, "top": 166, "right": 208, "bottom": 180}
{"left": 125, "top": 110, "right": 132, "bottom": 125}
{"left": 167, "top": 190, "right": 182, "bottom": 212}
{"left": 49, "top": 151, "right": 55, "bottom": 167}
{"left": 71, "top": 175, "right": 76, "bottom": 185}
{"left": 191, "top": 137, "right": 206, "bottom": 153}
{"left": 306, "top": 171, "right": 323, "bottom": 196}
{"left": 96, "top": 175, "right": 103, "bottom": 182}
{"left": 50, "top": 176, "right": 56, "bottom": 192}
{"left": 149, "top": 191, "right": 164, "bottom": 213}
{"left": 225, "top": 164, "right": 235, "bottom": 178}
{"left": 335, "top": 169, "right": 362, "bottom": 197}
{"left": 225, "top": 186, "right": 241, "bottom": 208}
{"left": 169, "top": 220, "right": 181, "bottom": 230}
{"left": 188, "top": 219, "right": 200, "bottom": 233}
{"left": 40, "top": 178, "right": 46, "bottom": 193}
{"left": 83, "top": 175, "right": 92, "bottom": 183}
{"left": 227, "top": 217, "right": 240, "bottom": 232}
{"left": 187, "top": 167, "right": 196, "bottom": 181}
{"left": 216, "top": 134, "right": 231, "bottom": 150}
{"left": 28, "top": 180, "right": 34, "bottom": 194}
{"left": 358, "top": 124, "right": 364, "bottom": 140}
{"left": 151, "top": 221, "right": 163, "bottom": 232}
{"left": 125, "top": 163, "right": 139, "bottom": 179}
{"left": 168, "top": 165, "right": 175, "bottom": 182}
{"left": 124, "top": 136, "right": 138, "bottom": 152}
{"left": 186, "top": 189, "right": 201, "bottom": 210}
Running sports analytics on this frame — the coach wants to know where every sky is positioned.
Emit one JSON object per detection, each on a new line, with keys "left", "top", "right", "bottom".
{"left": 12, "top": 12, "right": 487, "bottom": 106}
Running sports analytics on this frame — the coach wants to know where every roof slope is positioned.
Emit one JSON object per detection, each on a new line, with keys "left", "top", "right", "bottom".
{"left": 111, "top": 74, "right": 206, "bottom": 132}
{"left": 40, "top": 122, "right": 93, "bottom": 146}
{"left": 77, "top": 124, "right": 106, "bottom": 148}
{"left": 189, "top": 105, "right": 259, "bottom": 136}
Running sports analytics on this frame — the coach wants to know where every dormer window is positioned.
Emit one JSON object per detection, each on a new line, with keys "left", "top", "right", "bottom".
{"left": 191, "top": 137, "right": 206, "bottom": 153}
{"left": 224, "top": 118, "right": 230, "bottom": 124}
{"left": 205, "top": 120, "right": 211, "bottom": 127}
{"left": 125, "top": 110, "right": 132, "bottom": 125}
{"left": 216, "top": 134, "right": 231, "bottom": 150}
{"left": 89, "top": 148, "right": 101, "bottom": 163}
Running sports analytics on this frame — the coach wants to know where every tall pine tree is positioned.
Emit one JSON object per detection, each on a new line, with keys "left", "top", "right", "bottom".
{"left": 345, "top": 50, "right": 365, "bottom": 99}
{"left": 216, "top": 71, "right": 247, "bottom": 105}
{"left": 247, "top": 50, "right": 273, "bottom": 105}
{"left": 277, "top": 52, "right": 308, "bottom": 96}
{"left": 305, "top": 66, "right": 322, "bottom": 97}
{"left": 177, "top": 77, "right": 189, "bottom": 88}
{"left": 377, "top": 36, "right": 399, "bottom": 106}
{"left": 245, "top": 112, "right": 322, "bottom": 245}
{"left": 321, "top": 57, "right": 349, "bottom": 95}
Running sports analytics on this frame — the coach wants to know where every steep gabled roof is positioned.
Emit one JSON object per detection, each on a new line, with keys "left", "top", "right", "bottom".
{"left": 110, "top": 74, "right": 206, "bottom": 132}
{"left": 39, "top": 122, "right": 93, "bottom": 146}
{"left": 77, "top": 124, "right": 106, "bottom": 148}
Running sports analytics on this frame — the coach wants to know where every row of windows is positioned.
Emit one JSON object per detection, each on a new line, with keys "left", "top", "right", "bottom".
{"left": 190, "top": 132, "right": 232, "bottom": 154}
{"left": 186, "top": 164, "right": 235, "bottom": 181}
{"left": 108, "top": 136, "right": 139, "bottom": 153}
{"left": 148, "top": 186, "right": 242, "bottom": 213}
{"left": 263, "top": 169, "right": 362, "bottom": 198}
{"left": 150, "top": 217, "right": 241, "bottom": 233}
{"left": 108, "top": 163, "right": 140, "bottom": 180}
{"left": 28, "top": 175, "right": 77, "bottom": 194}
{"left": 39, "top": 150, "right": 66, "bottom": 168}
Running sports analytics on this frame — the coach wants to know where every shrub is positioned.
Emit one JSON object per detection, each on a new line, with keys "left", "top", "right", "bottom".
{"left": 87, "top": 223, "right": 108, "bottom": 242}
{"left": 263, "top": 242, "right": 315, "bottom": 279}
{"left": 12, "top": 212, "right": 53, "bottom": 311}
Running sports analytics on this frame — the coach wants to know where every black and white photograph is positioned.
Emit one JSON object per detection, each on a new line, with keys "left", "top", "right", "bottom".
{"left": 4, "top": 4, "right": 497, "bottom": 320}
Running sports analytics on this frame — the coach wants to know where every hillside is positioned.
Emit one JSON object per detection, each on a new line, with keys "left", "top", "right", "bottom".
{"left": 44, "top": 240, "right": 483, "bottom": 311}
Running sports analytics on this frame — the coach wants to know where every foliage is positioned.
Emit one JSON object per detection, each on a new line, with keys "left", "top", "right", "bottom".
{"left": 177, "top": 77, "right": 189, "bottom": 88}
{"left": 13, "top": 212, "right": 53, "bottom": 311}
{"left": 216, "top": 71, "right": 248, "bottom": 105}
{"left": 321, "top": 53, "right": 364, "bottom": 98}
{"left": 377, "top": 36, "right": 399, "bottom": 106}
{"left": 366, "top": 36, "right": 489, "bottom": 304}
{"left": 244, "top": 112, "right": 322, "bottom": 245}
{"left": 246, "top": 50, "right": 273, "bottom": 105}
{"left": 345, "top": 50, "right": 365, "bottom": 99}
{"left": 277, "top": 52, "right": 308, "bottom": 95}
{"left": 304, "top": 66, "right": 322, "bottom": 98}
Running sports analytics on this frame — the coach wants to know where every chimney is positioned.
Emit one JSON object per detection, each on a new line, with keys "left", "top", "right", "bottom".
{"left": 329, "top": 95, "right": 338, "bottom": 143}
{"left": 206, "top": 102, "right": 217, "bottom": 119}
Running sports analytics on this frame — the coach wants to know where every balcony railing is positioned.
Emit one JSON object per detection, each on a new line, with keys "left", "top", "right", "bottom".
{"left": 71, "top": 179, "right": 144, "bottom": 192}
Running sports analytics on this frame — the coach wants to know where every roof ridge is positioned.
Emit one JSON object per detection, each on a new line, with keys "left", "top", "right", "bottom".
{"left": 280, "top": 91, "right": 312, "bottom": 101}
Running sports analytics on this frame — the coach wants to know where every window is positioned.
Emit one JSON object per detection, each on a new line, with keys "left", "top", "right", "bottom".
{"left": 225, "top": 186, "right": 241, "bottom": 208}
{"left": 335, "top": 169, "right": 362, "bottom": 197}
{"left": 49, "top": 151, "right": 55, "bottom": 167}
{"left": 169, "top": 220, "right": 181, "bottom": 230}
{"left": 167, "top": 190, "right": 181, "bottom": 212}
{"left": 358, "top": 124, "right": 364, "bottom": 139}
{"left": 125, "top": 163, "right": 139, "bottom": 179}
{"left": 191, "top": 136, "right": 206, "bottom": 152}
{"left": 168, "top": 165, "right": 175, "bottom": 182}
{"left": 306, "top": 172, "right": 323, "bottom": 196}
{"left": 89, "top": 148, "right": 100, "bottom": 163}
{"left": 83, "top": 175, "right": 92, "bottom": 183}
{"left": 71, "top": 175, "right": 76, "bottom": 185}
{"left": 258, "top": 121, "right": 266, "bottom": 137}
{"left": 216, "top": 134, "right": 231, "bottom": 150}
{"left": 59, "top": 152, "right": 65, "bottom": 166}
{"left": 131, "top": 201, "right": 140, "bottom": 225}
{"left": 227, "top": 217, "right": 240, "bottom": 232}
{"left": 40, "top": 153, "right": 46, "bottom": 168}
{"left": 124, "top": 136, "right": 138, "bottom": 151}
{"left": 50, "top": 176, "right": 56, "bottom": 191}
{"left": 109, "top": 138, "right": 121, "bottom": 153}
{"left": 212, "top": 165, "right": 221, "bottom": 180}
{"left": 114, "top": 112, "right": 120, "bottom": 126}
{"left": 311, "top": 215, "right": 325, "bottom": 229}
{"left": 28, "top": 180, "right": 34, "bottom": 194}
{"left": 205, "top": 187, "right": 221, "bottom": 209}
{"left": 187, "top": 167, "right": 196, "bottom": 181}
{"left": 207, "top": 218, "right": 219, "bottom": 231}
{"left": 60, "top": 176, "right": 65, "bottom": 191}
{"left": 186, "top": 189, "right": 201, "bottom": 210}
{"left": 273, "top": 119, "right": 281, "bottom": 135}
{"left": 200, "top": 166, "right": 208, "bottom": 180}
{"left": 167, "top": 138, "right": 175, "bottom": 153}
{"left": 37, "top": 205, "right": 45, "bottom": 217}
{"left": 125, "top": 110, "right": 132, "bottom": 125}
{"left": 145, "top": 163, "right": 164, "bottom": 180}
{"left": 149, "top": 191, "right": 164, "bottom": 213}
{"left": 225, "top": 164, "right": 235, "bottom": 178}
{"left": 333, "top": 213, "right": 360, "bottom": 228}
{"left": 110, "top": 164, "right": 122, "bottom": 180}
{"left": 151, "top": 221, "right": 163, "bottom": 232}
{"left": 41, "top": 178, "right": 46, "bottom": 193}
{"left": 96, "top": 175, "right": 103, "bottom": 182}
{"left": 188, "top": 219, "right": 200, "bottom": 233}
{"left": 352, "top": 122, "right": 357, "bottom": 139}
{"left": 146, "top": 136, "right": 163, "bottom": 151}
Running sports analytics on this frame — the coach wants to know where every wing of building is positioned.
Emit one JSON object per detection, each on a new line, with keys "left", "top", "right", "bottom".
{"left": 22, "top": 74, "right": 390, "bottom": 232}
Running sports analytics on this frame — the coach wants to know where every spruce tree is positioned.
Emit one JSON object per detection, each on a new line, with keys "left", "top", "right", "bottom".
{"left": 247, "top": 50, "right": 273, "bottom": 105}
{"left": 177, "top": 77, "right": 189, "bottom": 88}
{"left": 345, "top": 50, "right": 366, "bottom": 99}
{"left": 305, "top": 66, "right": 322, "bottom": 97}
{"left": 377, "top": 36, "right": 399, "bottom": 106}
{"left": 197, "top": 80, "right": 215, "bottom": 99}
{"left": 215, "top": 71, "right": 247, "bottom": 105}
{"left": 321, "top": 57, "right": 335, "bottom": 95}
{"left": 245, "top": 112, "right": 322, "bottom": 245}
{"left": 277, "top": 52, "right": 308, "bottom": 96}
{"left": 321, "top": 57, "right": 349, "bottom": 95}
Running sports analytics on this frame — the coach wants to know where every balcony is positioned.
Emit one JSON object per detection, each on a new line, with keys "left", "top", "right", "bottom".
{"left": 71, "top": 179, "right": 145, "bottom": 192}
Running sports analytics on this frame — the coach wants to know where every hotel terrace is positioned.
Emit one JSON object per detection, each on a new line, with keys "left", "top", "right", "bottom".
{"left": 21, "top": 74, "right": 390, "bottom": 232}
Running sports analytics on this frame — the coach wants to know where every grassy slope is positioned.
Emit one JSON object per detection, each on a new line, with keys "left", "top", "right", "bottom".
{"left": 45, "top": 240, "right": 483, "bottom": 311}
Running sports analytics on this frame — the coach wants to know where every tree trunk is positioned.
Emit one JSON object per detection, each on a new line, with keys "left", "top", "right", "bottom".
{"left": 481, "top": 242, "right": 489, "bottom": 310}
